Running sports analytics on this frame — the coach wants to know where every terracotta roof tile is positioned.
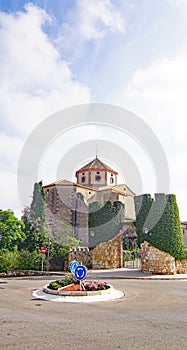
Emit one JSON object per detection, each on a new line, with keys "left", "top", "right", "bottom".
{"left": 76, "top": 157, "right": 118, "bottom": 175}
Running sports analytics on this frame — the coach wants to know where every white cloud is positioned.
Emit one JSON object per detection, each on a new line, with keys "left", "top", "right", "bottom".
{"left": 56, "top": 0, "right": 125, "bottom": 52}
{"left": 120, "top": 55, "right": 187, "bottom": 219}
{"left": 0, "top": 133, "right": 22, "bottom": 171}
{"left": 123, "top": 57, "right": 187, "bottom": 139}
{"left": 0, "top": 170, "right": 21, "bottom": 217}
{"left": 75, "top": 0, "right": 125, "bottom": 40}
{"left": 166, "top": 0, "right": 187, "bottom": 7}
{"left": 0, "top": 3, "right": 91, "bottom": 215}
{"left": 0, "top": 3, "right": 90, "bottom": 136}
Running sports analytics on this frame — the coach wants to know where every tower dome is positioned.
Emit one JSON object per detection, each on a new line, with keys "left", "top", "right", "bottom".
{"left": 75, "top": 157, "right": 118, "bottom": 188}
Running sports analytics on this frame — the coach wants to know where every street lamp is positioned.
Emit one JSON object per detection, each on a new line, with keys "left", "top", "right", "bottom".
{"left": 143, "top": 227, "right": 152, "bottom": 239}
{"left": 47, "top": 218, "right": 54, "bottom": 271}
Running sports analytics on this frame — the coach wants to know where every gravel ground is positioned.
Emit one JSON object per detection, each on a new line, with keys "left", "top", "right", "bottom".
{"left": 0, "top": 277, "right": 187, "bottom": 350}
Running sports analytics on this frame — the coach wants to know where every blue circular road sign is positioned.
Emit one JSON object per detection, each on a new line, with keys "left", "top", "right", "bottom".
{"left": 74, "top": 265, "right": 87, "bottom": 281}
{"left": 70, "top": 261, "right": 79, "bottom": 274}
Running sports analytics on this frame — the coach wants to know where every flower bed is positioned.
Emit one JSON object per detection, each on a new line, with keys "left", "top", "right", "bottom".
{"left": 83, "top": 281, "right": 110, "bottom": 291}
{"left": 44, "top": 277, "right": 112, "bottom": 297}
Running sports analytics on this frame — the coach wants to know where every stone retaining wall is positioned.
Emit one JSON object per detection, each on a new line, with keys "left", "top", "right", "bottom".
{"left": 69, "top": 234, "right": 123, "bottom": 269}
{"left": 176, "top": 260, "right": 187, "bottom": 274}
{"left": 141, "top": 242, "right": 176, "bottom": 275}
{"left": 92, "top": 234, "right": 122, "bottom": 269}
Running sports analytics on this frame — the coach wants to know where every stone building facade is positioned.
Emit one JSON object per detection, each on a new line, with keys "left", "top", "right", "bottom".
{"left": 44, "top": 180, "right": 91, "bottom": 246}
{"left": 43, "top": 157, "right": 136, "bottom": 247}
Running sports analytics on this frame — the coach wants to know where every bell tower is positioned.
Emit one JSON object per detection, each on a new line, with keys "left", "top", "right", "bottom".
{"left": 75, "top": 157, "right": 118, "bottom": 188}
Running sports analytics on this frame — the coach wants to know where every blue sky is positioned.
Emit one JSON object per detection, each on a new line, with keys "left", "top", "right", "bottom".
{"left": 0, "top": 0, "right": 187, "bottom": 219}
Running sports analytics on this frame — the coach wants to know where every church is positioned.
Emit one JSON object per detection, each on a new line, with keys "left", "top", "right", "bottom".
{"left": 43, "top": 157, "right": 136, "bottom": 247}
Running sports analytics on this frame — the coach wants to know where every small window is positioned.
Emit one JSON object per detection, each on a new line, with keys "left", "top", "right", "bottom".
{"left": 110, "top": 177, "right": 114, "bottom": 184}
{"left": 82, "top": 172, "right": 85, "bottom": 175}
{"left": 97, "top": 171, "right": 100, "bottom": 174}
{"left": 81, "top": 176, "right": 85, "bottom": 183}
{"left": 111, "top": 174, "right": 113, "bottom": 176}
{"left": 95, "top": 175, "right": 101, "bottom": 181}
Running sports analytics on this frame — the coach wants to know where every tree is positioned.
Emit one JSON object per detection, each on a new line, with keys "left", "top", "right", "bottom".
{"left": 19, "top": 207, "right": 47, "bottom": 252}
{"left": 30, "top": 181, "right": 46, "bottom": 236}
{"left": 20, "top": 181, "right": 47, "bottom": 252}
{"left": 0, "top": 209, "right": 25, "bottom": 251}
{"left": 49, "top": 224, "right": 80, "bottom": 270}
{"left": 135, "top": 193, "right": 185, "bottom": 259}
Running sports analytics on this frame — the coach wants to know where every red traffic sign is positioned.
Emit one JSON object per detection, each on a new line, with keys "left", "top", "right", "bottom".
{"left": 41, "top": 247, "right": 47, "bottom": 255}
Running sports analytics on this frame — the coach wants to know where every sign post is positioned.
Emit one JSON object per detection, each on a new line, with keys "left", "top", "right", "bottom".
{"left": 69, "top": 261, "right": 87, "bottom": 290}
{"left": 41, "top": 247, "right": 47, "bottom": 271}
{"left": 70, "top": 261, "right": 79, "bottom": 274}
{"left": 74, "top": 265, "right": 87, "bottom": 290}
{"left": 47, "top": 218, "right": 54, "bottom": 271}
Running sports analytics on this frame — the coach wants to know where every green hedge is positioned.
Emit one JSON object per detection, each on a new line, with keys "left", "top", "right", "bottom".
{"left": 135, "top": 193, "right": 186, "bottom": 260}
{"left": 47, "top": 274, "right": 77, "bottom": 290}
{"left": 89, "top": 200, "right": 125, "bottom": 247}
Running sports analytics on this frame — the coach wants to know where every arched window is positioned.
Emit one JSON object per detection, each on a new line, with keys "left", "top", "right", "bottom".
{"left": 81, "top": 176, "right": 85, "bottom": 183}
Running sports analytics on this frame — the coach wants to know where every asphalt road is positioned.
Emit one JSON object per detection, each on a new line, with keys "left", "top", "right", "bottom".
{"left": 0, "top": 277, "right": 187, "bottom": 350}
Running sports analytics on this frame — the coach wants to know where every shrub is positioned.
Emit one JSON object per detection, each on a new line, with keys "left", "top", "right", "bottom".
{"left": 0, "top": 250, "right": 20, "bottom": 272}
{"left": 47, "top": 273, "right": 77, "bottom": 290}
{"left": 48, "top": 281, "right": 62, "bottom": 290}
{"left": 0, "top": 250, "right": 42, "bottom": 272}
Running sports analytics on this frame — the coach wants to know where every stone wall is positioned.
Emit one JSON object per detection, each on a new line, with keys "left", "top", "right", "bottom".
{"left": 92, "top": 234, "right": 123, "bottom": 269}
{"left": 141, "top": 241, "right": 176, "bottom": 275}
{"left": 69, "top": 247, "right": 92, "bottom": 268}
{"left": 68, "top": 234, "right": 123, "bottom": 270}
{"left": 176, "top": 260, "right": 187, "bottom": 274}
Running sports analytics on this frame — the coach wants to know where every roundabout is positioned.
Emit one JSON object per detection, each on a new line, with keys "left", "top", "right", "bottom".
{"left": 32, "top": 281, "right": 124, "bottom": 303}
{"left": 1, "top": 275, "right": 187, "bottom": 349}
{"left": 32, "top": 261, "right": 124, "bottom": 302}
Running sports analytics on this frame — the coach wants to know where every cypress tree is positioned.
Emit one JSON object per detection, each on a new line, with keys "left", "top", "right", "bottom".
{"left": 30, "top": 181, "right": 46, "bottom": 236}
{"left": 21, "top": 181, "right": 47, "bottom": 252}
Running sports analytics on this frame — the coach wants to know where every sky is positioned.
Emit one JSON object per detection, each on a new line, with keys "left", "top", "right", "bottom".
{"left": 0, "top": 0, "right": 187, "bottom": 220}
